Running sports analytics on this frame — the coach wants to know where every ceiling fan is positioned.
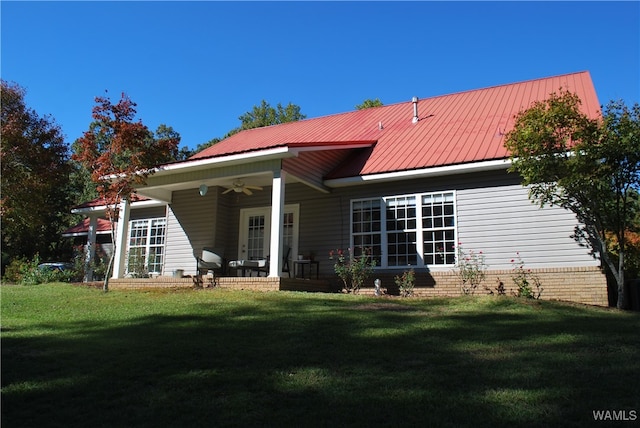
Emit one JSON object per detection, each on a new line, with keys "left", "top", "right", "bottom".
{"left": 222, "top": 179, "right": 263, "bottom": 196}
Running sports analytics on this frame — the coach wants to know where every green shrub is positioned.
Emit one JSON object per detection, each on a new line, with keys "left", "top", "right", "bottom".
{"left": 2, "top": 254, "right": 77, "bottom": 285}
{"left": 455, "top": 244, "right": 488, "bottom": 295}
{"left": 72, "top": 244, "right": 109, "bottom": 281}
{"left": 2, "top": 257, "right": 30, "bottom": 283}
{"left": 330, "top": 247, "right": 376, "bottom": 294}
{"left": 395, "top": 268, "right": 416, "bottom": 297}
{"left": 511, "top": 253, "right": 543, "bottom": 299}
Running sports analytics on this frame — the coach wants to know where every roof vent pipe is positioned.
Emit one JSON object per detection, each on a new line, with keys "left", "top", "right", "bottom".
{"left": 412, "top": 96, "right": 419, "bottom": 123}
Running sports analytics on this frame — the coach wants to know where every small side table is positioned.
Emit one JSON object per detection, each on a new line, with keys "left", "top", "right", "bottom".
{"left": 293, "top": 260, "right": 319, "bottom": 279}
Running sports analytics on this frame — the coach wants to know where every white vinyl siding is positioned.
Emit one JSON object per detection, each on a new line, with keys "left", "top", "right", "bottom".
{"left": 456, "top": 184, "right": 599, "bottom": 270}
{"left": 163, "top": 188, "right": 219, "bottom": 276}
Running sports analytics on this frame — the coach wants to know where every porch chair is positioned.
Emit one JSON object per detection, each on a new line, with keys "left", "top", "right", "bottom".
{"left": 196, "top": 248, "right": 224, "bottom": 286}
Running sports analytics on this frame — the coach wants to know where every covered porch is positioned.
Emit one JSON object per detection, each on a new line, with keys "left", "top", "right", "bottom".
{"left": 108, "top": 142, "right": 368, "bottom": 282}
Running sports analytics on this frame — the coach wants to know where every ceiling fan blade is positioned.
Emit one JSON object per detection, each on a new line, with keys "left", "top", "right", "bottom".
{"left": 246, "top": 185, "right": 263, "bottom": 191}
{"left": 243, "top": 188, "right": 253, "bottom": 195}
{"left": 222, "top": 188, "right": 234, "bottom": 194}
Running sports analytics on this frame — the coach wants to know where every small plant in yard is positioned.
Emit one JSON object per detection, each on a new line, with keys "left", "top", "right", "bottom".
{"left": 511, "top": 253, "right": 543, "bottom": 299}
{"left": 455, "top": 244, "right": 488, "bottom": 295}
{"left": 485, "top": 277, "right": 507, "bottom": 296}
{"left": 395, "top": 268, "right": 416, "bottom": 297}
{"left": 330, "top": 247, "right": 376, "bottom": 293}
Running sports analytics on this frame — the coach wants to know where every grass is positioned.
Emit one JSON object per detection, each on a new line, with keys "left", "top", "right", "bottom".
{"left": 2, "top": 284, "right": 639, "bottom": 427}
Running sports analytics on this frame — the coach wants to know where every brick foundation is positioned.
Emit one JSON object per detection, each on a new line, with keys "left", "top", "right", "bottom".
{"left": 109, "top": 266, "right": 608, "bottom": 307}
{"left": 363, "top": 266, "right": 608, "bottom": 306}
{"left": 109, "top": 275, "right": 331, "bottom": 293}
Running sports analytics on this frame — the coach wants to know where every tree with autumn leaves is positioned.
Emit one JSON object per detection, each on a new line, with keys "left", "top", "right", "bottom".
{"left": 73, "top": 92, "right": 179, "bottom": 290}
{"left": 1, "top": 80, "right": 74, "bottom": 267}
{"left": 505, "top": 92, "right": 640, "bottom": 309}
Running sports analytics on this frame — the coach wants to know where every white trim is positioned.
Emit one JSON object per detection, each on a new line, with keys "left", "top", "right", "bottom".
{"left": 62, "top": 230, "right": 111, "bottom": 238}
{"left": 350, "top": 190, "right": 458, "bottom": 270}
{"left": 153, "top": 143, "right": 375, "bottom": 175}
{"left": 324, "top": 159, "right": 511, "bottom": 187}
{"left": 150, "top": 147, "right": 293, "bottom": 176}
{"left": 112, "top": 199, "right": 131, "bottom": 279}
{"left": 125, "top": 217, "right": 167, "bottom": 276}
{"left": 238, "top": 203, "right": 300, "bottom": 274}
{"left": 71, "top": 198, "right": 167, "bottom": 215}
{"left": 269, "top": 170, "right": 286, "bottom": 277}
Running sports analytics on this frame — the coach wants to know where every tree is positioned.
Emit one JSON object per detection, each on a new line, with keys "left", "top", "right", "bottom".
{"left": 1, "top": 80, "right": 73, "bottom": 269}
{"left": 226, "top": 100, "right": 306, "bottom": 137}
{"left": 187, "top": 101, "right": 306, "bottom": 155}
{"left": 72, "top": 92, "right": 179, "bottom": 290}
{"left": 355, "top": 98, "right": 383, "bottom": 110}
{"left": 505, "top": 91, "right": 640, "bottom": 309}
{"left": 185, "top": 137, "right": 222, "bottom": 157}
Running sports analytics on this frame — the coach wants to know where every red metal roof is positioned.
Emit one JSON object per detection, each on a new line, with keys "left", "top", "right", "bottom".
{"left": 62, "top": 218, "right": 112, "bottom": 236}
{"left": 191, "top": 72, "right": 600, "bottom": 178}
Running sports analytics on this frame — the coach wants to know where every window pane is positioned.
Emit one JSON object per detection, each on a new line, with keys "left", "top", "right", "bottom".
{"left": 352, "top": 199, "right": 382, "bottom": 265}
{"left": 422, "top": 192, "right": 455, "bottom": 266}
{"left": 352, "top": 192, "right": 455, "bottom": 268}
{"left": 127, "top": 217, "right": 166, "bottom": 275}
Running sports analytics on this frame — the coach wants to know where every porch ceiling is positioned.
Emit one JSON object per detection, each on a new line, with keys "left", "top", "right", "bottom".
{"left": 136, "top": 168, "right": 326, "bottom": 202}
{"left": 135, "top": 146, "right": 341, "bottom": 201}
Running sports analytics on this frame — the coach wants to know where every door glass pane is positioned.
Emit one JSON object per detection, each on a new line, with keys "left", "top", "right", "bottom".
{"left": 247, "top": 215, "right": 265, "bottom": 260}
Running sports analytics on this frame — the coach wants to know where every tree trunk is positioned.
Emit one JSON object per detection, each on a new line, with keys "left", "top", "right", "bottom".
{"left": 599, "top": 237, "right": 626, "bottom": 309}
{"left": 103, "top": 252, "right": 114, "bottom": 292}
{"left": 102, "top": 209, "right": 118, "bottom": 293}
{"left": 616, "top": 248, "right": 626, "bottom": 309}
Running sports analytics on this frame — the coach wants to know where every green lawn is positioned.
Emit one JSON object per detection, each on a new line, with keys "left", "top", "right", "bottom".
{"left": 2, "top": 284, "right": 638, "bottom": 427}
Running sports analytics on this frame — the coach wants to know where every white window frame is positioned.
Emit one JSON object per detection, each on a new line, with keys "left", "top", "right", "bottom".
{"left": 126, "top": 217, "right": 167, "bottom": 275}
{"left": 350, "top": 191, "right": 457, "bottom": 269}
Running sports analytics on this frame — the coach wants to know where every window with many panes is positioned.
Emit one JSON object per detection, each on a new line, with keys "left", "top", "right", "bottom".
{"left": 352, "top": 199, "right": 382, "bottom": 263}
{"left": 351, "top": 191, "right": 456, "bottom": 268}
{"left": 127, "top": 218, "right": 166, "bottom": 275}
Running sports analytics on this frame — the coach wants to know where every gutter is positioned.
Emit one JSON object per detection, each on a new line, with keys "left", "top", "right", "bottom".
{"left": 324, "top": 158, "right": 512, "bottom": 188}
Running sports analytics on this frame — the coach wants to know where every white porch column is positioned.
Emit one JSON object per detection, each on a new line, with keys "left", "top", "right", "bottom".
{"left": 269, "top": 169, "right": 286, "bottom": 277}
{"left": 112, "top": 199, "right": 131, "bottom": 279}
{"left": 84, "top": 215, "right": 98, "bottom": 282}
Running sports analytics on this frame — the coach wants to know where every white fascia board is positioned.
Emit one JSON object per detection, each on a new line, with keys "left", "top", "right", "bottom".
{"left": 152, "top": 147, "right": 293, "bottom": 175}
{"left": 324, "top": 159, "right": 512, "bottom": 187}
{"left": 100, "top": 147, "right": 293, "bottom": 182}
{"left": 61, "top": 230, "right": 111, "bottom": 238}
{"left": 71, "top": 205, "right": 107, "bottom": 215}
{"left": 71, "top": 198, "right": 167, "bottom": 215}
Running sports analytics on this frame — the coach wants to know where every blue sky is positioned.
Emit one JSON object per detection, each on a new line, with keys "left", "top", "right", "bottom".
{"left": 2, "top": 1, "right": 639, "bottom": 151}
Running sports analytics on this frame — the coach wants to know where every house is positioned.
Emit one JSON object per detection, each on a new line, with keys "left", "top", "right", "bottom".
{"left": 72, "top": 71, "right": 608, "bottom": 305}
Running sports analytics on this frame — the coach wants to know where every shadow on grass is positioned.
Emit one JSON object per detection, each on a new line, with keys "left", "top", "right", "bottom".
{"left": 2, "top": 292, "right": 639, "bottom": 428}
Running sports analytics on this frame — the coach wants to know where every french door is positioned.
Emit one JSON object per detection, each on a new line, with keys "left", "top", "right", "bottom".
{"left": 238, "top": 205, "right": 299, "bottom": 261}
